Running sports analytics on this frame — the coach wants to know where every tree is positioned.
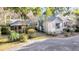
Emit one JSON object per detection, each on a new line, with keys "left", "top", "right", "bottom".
{"left": 36, "top": 7, "right": 42, "bottom": 16}
{"left": 46, "top": 7, "right": 53, "bottom": 16}
{"left": 72, "top": 9, "right": 79, "bottom": 15}
{"left": 72, "top": 9, "right": 79, "bottom": 29}
{"left": 6, "top": 7, "right": 31, "bottom": 19}
{"left": 54, "top": 7, "right": 70, "bottom": 15}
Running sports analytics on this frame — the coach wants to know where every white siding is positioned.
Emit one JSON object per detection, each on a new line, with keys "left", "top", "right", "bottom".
{"left": 43, "top": 19, "right": 64, "bottom": 34}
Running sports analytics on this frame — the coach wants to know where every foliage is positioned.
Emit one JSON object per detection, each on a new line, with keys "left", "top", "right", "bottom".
{"left": 36, "top": 7, "right": 42, "bottom": 16}
{"left": 46, "top": 7, "right": 53, "bottom": 16}
{"left": 27, "top": 29, "right": 36, "bottom": 33}
{"left": 63, "top": 11, "right": 70, "bottom": 16}
{"left": 25, "top": 25, "right": 36, "bottom": 33}
{"left": 8, "top": 31, "right": 20, "bottom": 41}
{"left": 52, "top": 32, "right": 57, "bottom": 37}
{"left": 72, "top": 9, "right": 79, "bottom": 15}
{"left": 75, "top": 26, "right": 79, "bottom": 32}
{"left": 19, "top": 33, "right": 28, "bottom": 42}
{"left": 63, "top": 28, "right": 69, "bottom": 37}
{"left": 64, "top": 32, "right": 69, "bottom": 37}
{"left": 1, "top": 26, "right": 10, "bottom": 35}
{"left": 63, "top": 26, "right": 76, "bottom": 37}
{"left": 7, "top": 7, "right": 31, "bottom": 19}
{"left": 27, "top": 29, "right": 36, "bottom": 38}
{"left": 54, "top": 7, "right": 70, "bottom": 16}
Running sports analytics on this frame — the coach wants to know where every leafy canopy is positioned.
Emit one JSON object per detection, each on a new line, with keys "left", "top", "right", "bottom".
{"left": 72, "top": 9, "right": 79, "bottom": 15}
{"left": 46, "top": 7, "right": 54, "bottom": 16}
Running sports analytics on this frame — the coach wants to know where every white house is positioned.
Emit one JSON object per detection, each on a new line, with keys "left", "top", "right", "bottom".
{"left": 43, "top": 16, "right": 64, "bottom": 34}
{"left": 42, "top": 13, "right": 77, "bottom": 34}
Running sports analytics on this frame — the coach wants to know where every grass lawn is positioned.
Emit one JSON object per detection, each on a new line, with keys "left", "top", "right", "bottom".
{"left": 0, "top": 42, "right": 22, "bottom": 51}
{"left": 32, "top": 36, "right": 48, "bottom": 40}
{"left": 0, "top": 35, "right": 47, "bottom": 51}
{"left": 0, "top": 37, "right": 24, "bottom": 51}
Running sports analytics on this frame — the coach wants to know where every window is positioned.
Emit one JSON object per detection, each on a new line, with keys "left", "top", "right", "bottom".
{"left": 56, "top": 23, "right": 60, "bottom": 29}
{"left": 18, "top": 26, "right": 21, "bottom": 29}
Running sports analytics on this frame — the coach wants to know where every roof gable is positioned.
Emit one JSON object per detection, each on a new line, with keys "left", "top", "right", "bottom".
{"left": 47, "top": 16, "right": 63, "bottom": 22}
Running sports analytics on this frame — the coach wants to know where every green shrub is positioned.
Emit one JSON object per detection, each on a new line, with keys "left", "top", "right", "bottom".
{"left": 27, "top": 29, "right": 36, "bottom": 38}
{"left": 25, "top": 25, "right": 36, "bottom": 33}
{"left": 19, "top": 34, "right": 28, "bottom": 42}
{"left": 52, "top": 32, "right": 57, "bottom": 37}
{"left": 8, "top": 31, "right": 20, "bottom": 41}
{"left": 1, "top": 26, "right": 10, "bottom": 35}
{"left": 63, "top": 29, "right": 69, "bottom": 37}
{"left": 64, "top": 32, "right": 69, "bottom": 37}
{"left": 75, "top": 26, "right": 79, "bottom": 32}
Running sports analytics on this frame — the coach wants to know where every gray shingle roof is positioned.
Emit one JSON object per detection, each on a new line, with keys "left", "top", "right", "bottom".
{"left": 47, "top": 16, "right": 62, "bottom": 21}
{"left": 10, "top": 19, "right": 32, "bottom": 26}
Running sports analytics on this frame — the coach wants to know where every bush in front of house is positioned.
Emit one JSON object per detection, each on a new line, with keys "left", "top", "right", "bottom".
{"left": 63, "top": 28, "right": 70, "bottom": 37}
{"left": 63, "top": 31, "right": 69, "bottom": 37}
{"left": 75, "top": 26, "right": 79, "bottom": 32}
{"left": 1, "top": 26, "right": 10, "bottom": 35}
{"left": 52, "top": 32, "right": 57, "bottom": 37}
{"left": 8, "top": 31, "right": 20, "bottom": 42}
{"left": 27, "top": 29, "right": 37, "bottom": 38}
{"left": 25, "top": 26, "right": 31, "bottom": 33}
{"left": 19, "top": 33, "right": 28, "bottom": 42}
{"left": 25, "top": 25, "right": 36, "bottom": 33}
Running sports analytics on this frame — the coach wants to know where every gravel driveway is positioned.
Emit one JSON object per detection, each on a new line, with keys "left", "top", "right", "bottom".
{"left": 18, "top": 35, "right": 79, "bottom": 51}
